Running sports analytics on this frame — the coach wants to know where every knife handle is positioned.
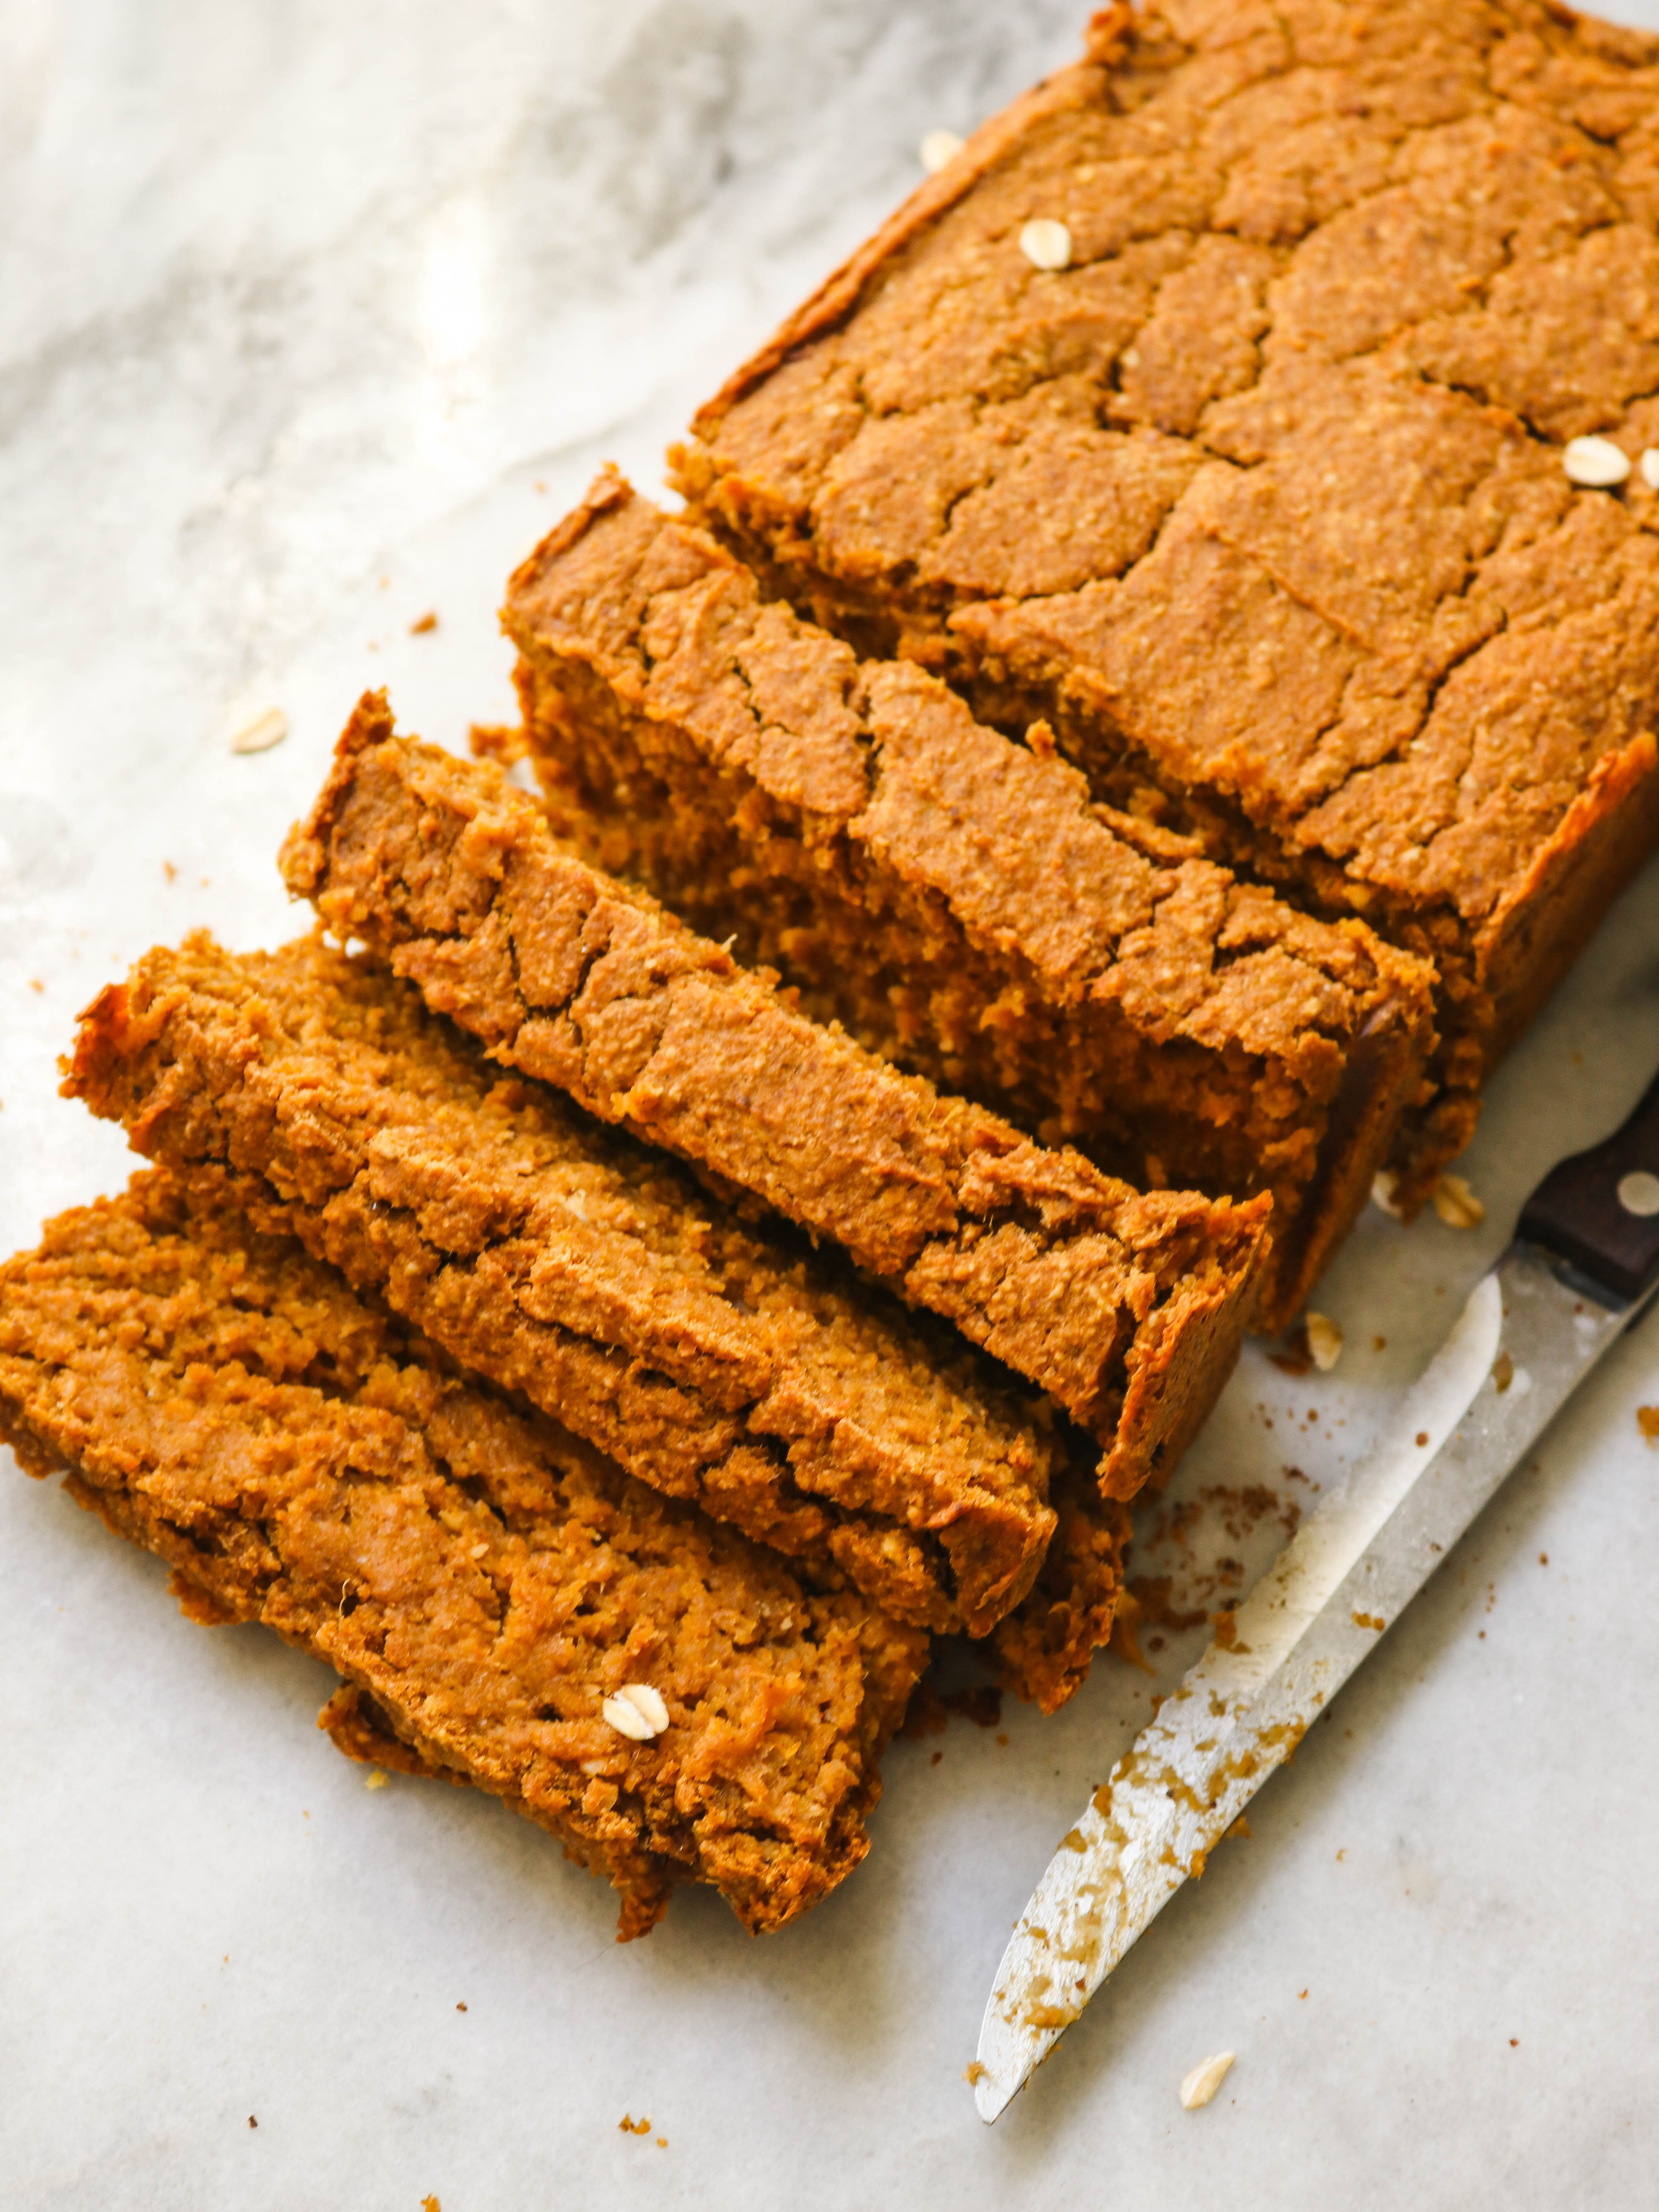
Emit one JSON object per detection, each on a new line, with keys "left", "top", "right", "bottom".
{"left": 1517, "top": 1059, "right": 1659, "bottom": 1301}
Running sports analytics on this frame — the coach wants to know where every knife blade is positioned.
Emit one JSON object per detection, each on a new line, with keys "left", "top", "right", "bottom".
{"left": 973, "top": 1062, "right": 1659, "bottom": 2123}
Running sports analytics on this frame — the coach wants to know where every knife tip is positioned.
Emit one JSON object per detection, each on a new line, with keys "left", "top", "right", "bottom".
{"left": 974, "top": 2076, "right": 1011, "bottom": 2124}
{"left": 969, "top": 2056, "right": 1020, "bottom": 2123}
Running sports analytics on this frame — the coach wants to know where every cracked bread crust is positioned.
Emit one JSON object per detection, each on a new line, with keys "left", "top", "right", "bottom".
{"left": 0, "top": 1174, "right": 927, "bottom": 1937}
{"left": 503, "top": 476, "right": 1434, "bottom": 1332}
{"left": 281, "top": 692, "right": 1271, "bottom": 1495}
{"left": 675, "top": 0, "right": 1659, "bottom": 1201}
{"left": 62, "top": 934, "right": 1065, "bottom": 1639}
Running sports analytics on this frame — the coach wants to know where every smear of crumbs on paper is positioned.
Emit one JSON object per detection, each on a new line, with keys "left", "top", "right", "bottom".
{"left": 1637, "top": 1406, "right": 1659, "bottom": 1443}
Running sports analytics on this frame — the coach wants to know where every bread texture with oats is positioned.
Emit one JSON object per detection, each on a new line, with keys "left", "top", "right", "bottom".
{"left": 0, "top": 1174, "right": 929, "bottom": 1937}
{"left": 282, "top": 692, "right": 1272, "bottom": 1485}
{"left": 63, "top": 931, "right": 1075, "bottom": 1640}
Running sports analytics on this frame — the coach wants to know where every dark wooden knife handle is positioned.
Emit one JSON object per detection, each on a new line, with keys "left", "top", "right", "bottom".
{"left": 1518, "top": 1059, "right": 1659, "bottom": 1301}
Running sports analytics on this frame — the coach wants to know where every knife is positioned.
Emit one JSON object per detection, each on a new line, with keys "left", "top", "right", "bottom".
{"left": 973, "top": 1063, "right": 1659, "bottom": 2122}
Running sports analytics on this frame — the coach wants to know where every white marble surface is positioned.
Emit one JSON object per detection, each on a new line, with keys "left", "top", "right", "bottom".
{"left": 5, "top": 5, "right": 1659, "bottom": 2204}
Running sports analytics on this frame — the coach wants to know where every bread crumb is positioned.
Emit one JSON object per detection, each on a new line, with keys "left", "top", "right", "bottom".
{"left": 964, "top": 2060, "right": 988, "bottom": 2085}
{"left": 1637, "top": 1405, "right": 1659, "bottom": 1444}
{"left": 29, "top": 977, "right": 43, "bottom": 994}
{"left": 365, "top": 1767, "right": 389, "bottom": 1790}
{"left": 1019, "top": 218, "right": 1073, "bottom": 271}
{"left": 229, "top": 705, "right": 288, "bottom": 756}
{"left": 248, "top": 2115, "right": 258, "bottom": 2129}
{"left": 1432, "top": 1173, "right": 1484, "bottom": 1229}
{"left": 422, "top": 2197, "right": 440, "bottom": 2212}
{"left": 1269, "top": 1320, "right": 1313, "bottom": 1376}
{"left": 1493, "top": 1350, "right": 1514, "bottom": 1393}
{"left": 920, "top": 129, "right": 965, "bottom": 172}
{"left": 619, "top": 2115, "right": 651, "bottom": 2137}
{"left": 456, "top": 2001, "right": 467, "bottom": 2012}
{"left": 656, "top": 2137, "right": 669, "bottom": 2148}
{"left": 1563, "top": 435, "right": 1630, "bottom": 487}
{"left": 1370, "top": 1170, "right": 1402, "bottom": 1219}
{"left": 469, "top": 722, "right": 528, "bottom": 767}
{"left": 1180, "top": 2051, "right": 1235, "bottom": 2109}
{"left": 1304, "top": 1313, "right": 1342, "bottom": 1372}
{"left": 410, "top": 611, "right": 438, "bottom": 635}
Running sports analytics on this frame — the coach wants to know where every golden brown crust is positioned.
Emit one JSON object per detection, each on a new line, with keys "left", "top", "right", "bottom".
{"left": 61, "top": 934, "right": 1065, "bottom": 1638}
{"left": 282, "top": 692, "right": 1272, "bottom": 1480}
{"left": 0, "top": 1175, "right": 929, "bottom": 1937}
{"left": 503, "top": 481, "right": 1434, "bottom": 1329}
{"left": 676, "top": 0, "right": 1659, "bottom": 1200}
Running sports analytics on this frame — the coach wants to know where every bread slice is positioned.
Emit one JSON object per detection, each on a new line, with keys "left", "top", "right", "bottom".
{"left": 502, "top": 475, "right": 1433, "bottom": 1331}
{"left": 282, "top": 691, "right": 1272, "bottom": 1499}
{"left": 64, "top": 932, "right": 1073, "bottom": 1639}
{"left": 0, "top": 1173, "right": 929, "bottom": 1937}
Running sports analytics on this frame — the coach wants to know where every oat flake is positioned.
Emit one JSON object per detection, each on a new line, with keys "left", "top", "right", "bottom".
{"left": 1562, "top": 436, "right": 1630, "bottom": 488}
{"left": 604, "top": 1686, "right": 669, "bottom": 1740}
{"left": 618, "top": 1682, "right": 671, "bottom": 1734}
{"left": 1180, "top": 2051, "right": 1235, "bottom": 2109}
{"left": 1304, "top": 1313, "right": 1343, "bottom": 1372}
{"left": 229, "top": 704, "right": 288, "bottom": 755}
{"left": 920, "top": 129, "right": 964, "bottom": 173}
{"left": 1432, "top": 1173, "right": 1484, "bottom": 1229}
{"left": 1019, "top": 218, "right": 1073, "bottom": 272}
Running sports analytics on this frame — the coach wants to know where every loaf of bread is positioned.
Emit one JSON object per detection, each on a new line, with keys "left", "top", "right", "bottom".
{"left": 674, "top": 0, "right": 1659, "bottom": 1203}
